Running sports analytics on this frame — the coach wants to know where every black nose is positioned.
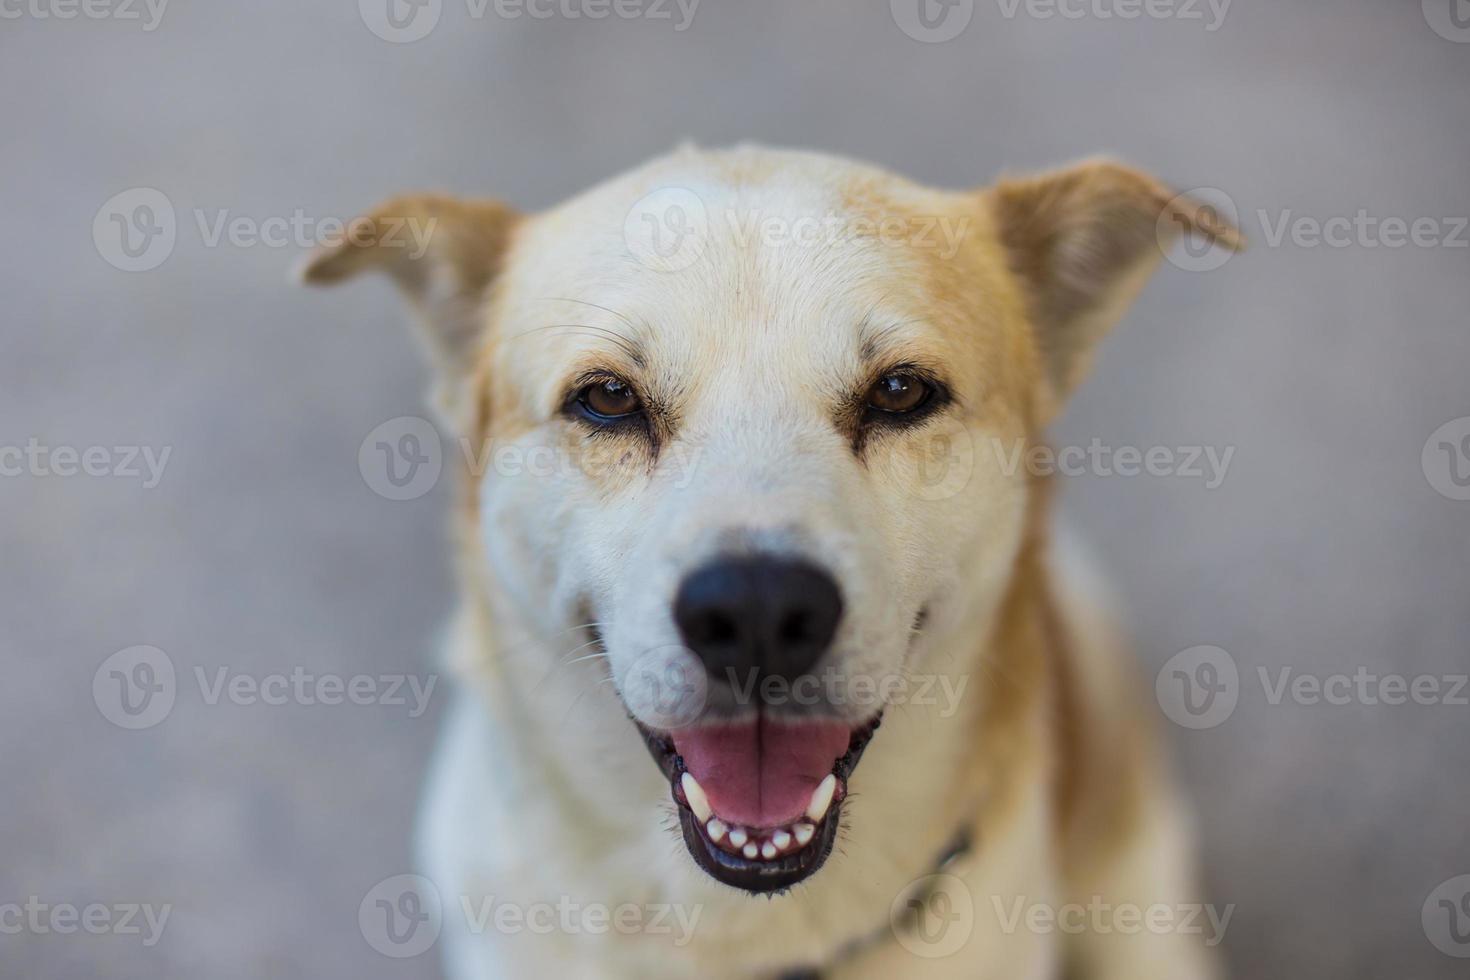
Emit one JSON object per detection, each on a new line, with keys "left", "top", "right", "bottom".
{"left": 673, "top": 556, "right": 844, "bottom": 686}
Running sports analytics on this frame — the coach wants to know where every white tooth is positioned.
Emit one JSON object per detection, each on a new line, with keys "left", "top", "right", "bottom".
{"left": 805, "top": 774, "right": 837, "bottom": 822}
{"left": 772, "top": 829, "right": 792, "bottom": 849}
{"left": 706, "top": 819, "right": 727, "bottom": 843}
{"left": 728, "top": 827, "right": 748, "bottom": 848}
{"left": 761, "top": 842, "right": 777, "bottom": 859}
{"left": 794, "top": 822, "right": 815, "bottom": 846}
{"left": 681, "top": 773, "right": 712, "bottom": 824}
{"left": 743, "top": 842, "right": 758, "bottom": 859}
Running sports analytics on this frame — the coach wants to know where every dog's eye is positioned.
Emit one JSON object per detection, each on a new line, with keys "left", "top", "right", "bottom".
{"left": 866, "top": 372, "right": 934, "bottom": 415}
{"left": 577, "top": 377, "right": 643, "bottom": 420}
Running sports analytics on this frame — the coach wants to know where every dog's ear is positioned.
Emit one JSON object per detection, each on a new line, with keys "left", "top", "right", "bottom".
{"left": 986, "top": 160, "right": 1242, "bottom": 419}
{"left": 300, "top": 194, "right": 520, "bottom": 411}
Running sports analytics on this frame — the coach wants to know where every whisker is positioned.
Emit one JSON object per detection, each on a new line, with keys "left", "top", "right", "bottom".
{"left": 507, "top": 323, "right": 642, "bottom": 358}
{"left": 547, "top": 620, "right": 611, "bottom": 638}
{"left": 529, "top": 640, "right": 612, "bottom": 697}
{"left": 557, "top": 637, "right": 607, "bottom": 661}
{"left": 543, "top": 297, "right": 643, "bottom": 335}
{"left": 556, "top": 685, "right": 599, "bottom": 728}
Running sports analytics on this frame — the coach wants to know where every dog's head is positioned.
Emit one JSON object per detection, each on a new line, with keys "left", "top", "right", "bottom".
{"left": 304, "top": 146, "right": 1238, "bottom": 894}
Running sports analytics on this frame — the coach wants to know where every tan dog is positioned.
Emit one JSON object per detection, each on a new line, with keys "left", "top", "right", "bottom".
{"left": 304, "top": 145, "right": 1240, "bottom": 979}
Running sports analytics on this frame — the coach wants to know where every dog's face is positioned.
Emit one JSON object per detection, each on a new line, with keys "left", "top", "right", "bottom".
{"left": 304, "top": 146, "right": 1238, "bottom": 894}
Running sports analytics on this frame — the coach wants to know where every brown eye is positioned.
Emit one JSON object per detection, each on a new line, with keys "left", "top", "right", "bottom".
{"left": 866, "top": 372, "right": 933, "bottom": 415}
{"left": 578, "top": 377, "right": 642, "bottom": 419}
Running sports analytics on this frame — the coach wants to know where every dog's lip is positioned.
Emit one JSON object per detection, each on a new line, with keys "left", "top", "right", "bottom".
{"left": 635, "top": 714, "right": 882, "bottom": 894}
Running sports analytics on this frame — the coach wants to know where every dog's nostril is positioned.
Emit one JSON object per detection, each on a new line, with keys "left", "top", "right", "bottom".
{"left": 700, "top": 612, "right": 739, "bottom": 645}
{"left": 778, "top": 611, "right": 813, "bottom": 645}
{"left": 673, "top": 556, "right": 844, "bottom": 686}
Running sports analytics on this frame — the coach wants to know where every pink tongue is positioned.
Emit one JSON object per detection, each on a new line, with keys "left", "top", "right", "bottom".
{"left": 672, "top": 717, "right": 851, "bottom": 828}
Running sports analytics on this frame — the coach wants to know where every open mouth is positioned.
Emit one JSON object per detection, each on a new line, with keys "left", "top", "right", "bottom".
{"left": 637, "top": 713, "right": 882, "bottom": 893}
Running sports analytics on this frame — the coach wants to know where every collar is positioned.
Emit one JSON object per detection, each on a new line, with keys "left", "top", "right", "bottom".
{"left": 778, "top": 822, "right": 977, "bottom": 979}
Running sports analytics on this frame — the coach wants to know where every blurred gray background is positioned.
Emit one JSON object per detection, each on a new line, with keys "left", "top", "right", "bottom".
{"left": 4, "top": 0, "right": 1468, "bottom": 977}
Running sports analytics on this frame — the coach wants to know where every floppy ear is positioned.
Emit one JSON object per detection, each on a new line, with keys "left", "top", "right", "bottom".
{"left": 987, "top": 160, "right": 1242, "bottom": 418}
{"left": 300, "top": 193, "right": 520, "bottom": 411}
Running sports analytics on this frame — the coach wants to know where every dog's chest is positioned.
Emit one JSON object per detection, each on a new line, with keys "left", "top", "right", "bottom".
{"left": 417, "top": 692, "right": 1063, "bottom": 979}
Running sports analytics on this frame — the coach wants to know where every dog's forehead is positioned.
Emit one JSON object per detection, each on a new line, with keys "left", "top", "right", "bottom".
{"left": 492, "top": 147, "right": 973, "bottom": 406}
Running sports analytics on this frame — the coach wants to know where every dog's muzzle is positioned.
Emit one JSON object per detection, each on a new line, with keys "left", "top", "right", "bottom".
{"left": 634, "top": 553, "right": 883, "bottom": 894}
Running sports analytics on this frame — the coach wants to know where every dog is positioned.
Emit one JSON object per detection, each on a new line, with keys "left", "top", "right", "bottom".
{"left": 303, "top": 144, "right": 1241, "bottom": 979}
